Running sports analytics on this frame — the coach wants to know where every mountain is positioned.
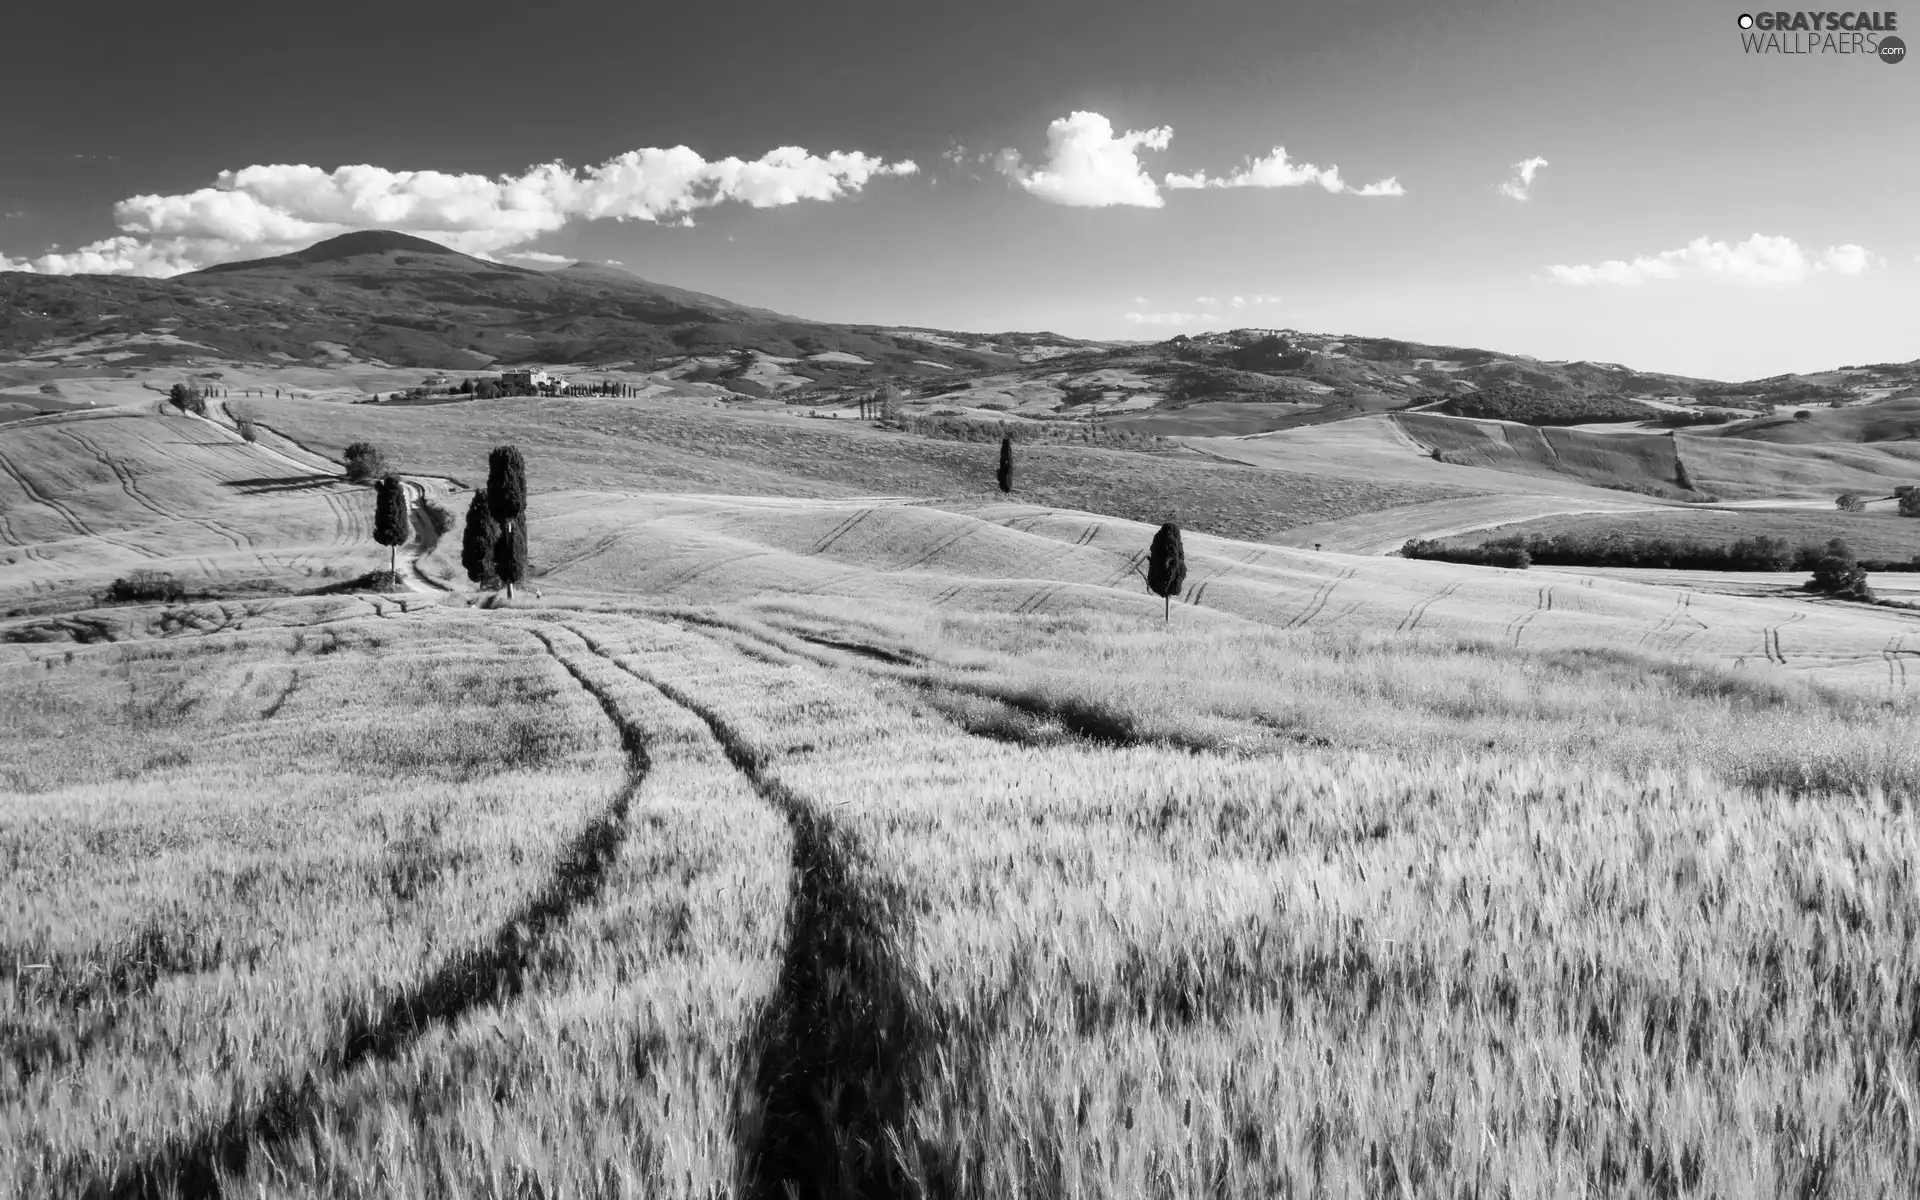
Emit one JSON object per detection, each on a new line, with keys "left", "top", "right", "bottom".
{"left": 2, "top": 232, "right": 1917, "bottom": 421}
{"left": 0, "top": 231, "right": 1050, "bottom": 377}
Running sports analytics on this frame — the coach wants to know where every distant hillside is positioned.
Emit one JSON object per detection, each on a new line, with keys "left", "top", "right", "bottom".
{"left": 1699, "top": 397, "right": 1920, "bottom": 445}
{"left": 0, "top": 231, "right": 1086, "bottom": 380}
{"left": 3, "top": 232, "right": 1918, "bottom": 422}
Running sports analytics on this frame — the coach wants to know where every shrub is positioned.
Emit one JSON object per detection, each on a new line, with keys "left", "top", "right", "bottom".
{"left": 343, "top": 442, "right": 387, "bottom": 484}
{"left": 102, "top": 571, "right": 186, "bottom": 604}
{"left": 1837, "top": 493, "right": 1866, "bottom": 513}
{"left": 423, "top": 500, "right": 455, "bottom": 536}
{"left": 1804, "top": 538, "right": 1875, "bottom": 602}
{"left": 1794, "top": 410, "right": 1812, "bottom": 420}
{"left": 1401, "top": 540, "right": 1530, "bottom": 569}
{"left": 1900, "top": 489, "right": 1920, "bottom": 518}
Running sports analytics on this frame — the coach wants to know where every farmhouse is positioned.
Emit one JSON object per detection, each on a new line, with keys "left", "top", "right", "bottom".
{"left": 497, "top": 368, "right": 570, "bottom": 392}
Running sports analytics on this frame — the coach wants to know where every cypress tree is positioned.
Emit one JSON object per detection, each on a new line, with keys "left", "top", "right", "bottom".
{"left": 487, "top": 445, "right": 528, "bottom": 598}
{"left": 487, "top": 446, "right": 526, "bottom": 525}
{"left": 461, "top": 490, "right": 501, "bottom": 588}
{"left": 997, "top": 435, "right": 1014, "bottom": 493}
{"left": 494, "top": 518, "right": 527, "bottom": 597}
{"left": 373, "top": 474, "right": 409, "bottom": 576}
{"left": 1145, "top": 523, "right": 1187, "bottom": 623}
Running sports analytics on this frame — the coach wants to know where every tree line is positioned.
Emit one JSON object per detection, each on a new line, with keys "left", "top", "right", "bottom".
{"left": 1402, "top": 530, "right": 1920, "bottom": 576}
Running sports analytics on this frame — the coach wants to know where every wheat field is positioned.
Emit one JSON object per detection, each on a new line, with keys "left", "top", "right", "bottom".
{"left": 5, "top": 590, "right": 1918, "bottom": 1198}
{"left": 7, "top": 390, "right": 1920, "bottom": 1198}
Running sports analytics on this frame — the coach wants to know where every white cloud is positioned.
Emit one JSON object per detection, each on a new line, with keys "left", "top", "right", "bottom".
{"left": 1228, "top": 294, "right": 1282, "bottom": 308}
{"left": 1819, "top": 243, "right": 1880, "bottom": 275}
{"left": 1125, "top": 310, "right": 1218, "bottom": 327}
{"left": 1548, "top": 233, "right": 1883, "bottom": 286}
{"left": 995, "top": 111, "right": 1172, "bottom": 208}
{"left": 1164, "top": 146, "right": 1402, "bottom": 197}
{"left": 1132, "top": 295, "right": 1150, "bottom": 304}
{"left": 1194, "top": 295, "right": 1220, "bottom": 305}
{"left": 0, "top": 145, "right": 920, "bottom": 276}
{"left": 504, "top": 250, "right": 574, "bottom": 264}
{"left": 1353, "top": 177, "right": 1406, "bottom": 197}
{"left": 1497, "top": 156, "right": 1549, "bottom": 201}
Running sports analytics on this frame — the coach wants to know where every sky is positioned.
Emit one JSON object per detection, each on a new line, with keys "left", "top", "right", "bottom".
{"left": 2, "top": 0, "right": 1914, "bottom": 380}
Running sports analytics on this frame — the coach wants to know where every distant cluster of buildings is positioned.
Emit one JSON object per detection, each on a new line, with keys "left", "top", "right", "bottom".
{"left": 497, "top": 368, "right": 570, "bottom": 393}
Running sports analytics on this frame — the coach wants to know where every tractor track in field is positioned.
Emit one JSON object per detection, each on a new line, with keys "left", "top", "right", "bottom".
{"left": 1072, "top": 521, "right": 1101, "bottom": 547}
{"left": 1397, "top": 580, "right": 1462, "bottom": 634}
{"left": 0, "top": 444, "right": 90, "bottom": 538}
{"left": 1504, "top": 584, "right": 1555, "bottom": 646}
{"left": 805, "top": 507, "right": 875, "bottom": 556}
{"left": 896, "top": 524, "right": 977, "bottom": 572}
{"left": 1762, "top": 610, "right": 1806, "bottom": 665}
{"left": 929, "top": 581, "right": 969, "bottom": 607}
{"left": 1104, "top": 549, "right": 1149, "bottom": 590}
{"left": 536, "top": 529, "right": 635, "bottom": 580}
{"left": 658, "top": 549, "right": 777, "bottom": 593}
{"left": 1882, "top": 633, "right": 1908, "bottom": 689}
{"left": 1639, "top": 590, "right": 1688, "bottom": 651}
{"left": 555, "top": 621, "right": 945, "bottom": 1200}
{"left": 58, "top": 428, "right": 174, "bottom": 523}
{"left": 77, "top": 626, "right": 650, "bottom": 1200}
{"left": 1012, "top": 581, "right": 1065, "bottom": 616}
{"left": 259, "top": 667, "right": 301, "bottom": 719}
{"left": 1285, "top": 566, "right": 1355, "bottom": 630}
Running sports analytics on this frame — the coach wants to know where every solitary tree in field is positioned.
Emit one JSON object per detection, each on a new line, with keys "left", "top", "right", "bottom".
{"left": 1837, "top": 493, "right": 1866, "bottom": 513}
{"left": 1900, "top": 486, "right": 1920, "bottom": 518}
{"left": 997, "top": 435, "right": 1014, "bottom": 493}
{"left": 1145, "top": 523, "right": 1188, "bottom": 623}
{"left": 461, "top": 490, "right": 501, "bottom": 588}
{"left": 373, "top": 474, "right": 409, "bottom": 576}
{"left": 487, "top": 445, "right": 528, "bottom": 598}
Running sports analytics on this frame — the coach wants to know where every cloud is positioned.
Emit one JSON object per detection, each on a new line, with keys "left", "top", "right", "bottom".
{"left": 1164, "top": 146, "right": 1402, "bottom": 197}
{"left": 1497, "top": 156, "right": 1549, "bottom": 201}
{"left": 504, "top": 250, "right": 574, "bottom": 264}
{"left": 1353, "top": 177, "right": 1406, "bottom": 197}
{"left": 1132, "top": 295, "right": 1150, "bottom": 305}
{"left": 1194, "top": 295, "right": 1220, "bottom": 305}
{"left": 995, "top": 111, "right": 1172, "bottom": 208}
{"left": 1125, "top": 310, "right": 1218, "bottom": 327}
{"left": 0, "top": 145, "right": 920, "bottom": 277}
{"left": 1818, "top": 243, "right": 1880, "bottom": 276}
{"left": 1228, "top": 294, "right": 1282, "bottom": 308}
{"left": 1547, "top": 233, "right": 1883, "bottom": 286}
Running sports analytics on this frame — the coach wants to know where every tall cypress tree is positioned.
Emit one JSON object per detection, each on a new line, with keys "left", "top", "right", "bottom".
{"left": 486, "top": 445, "right": 528, "bottom": 598}
{"left": 462, "top": 489, "right": 501, "bottom": 589}
{"left": 373, "top": 475, "right": 409, "bottom": 576}
{"left": 997, "top": 435, "right": 1014, "bottom": 494}
{"left": 1145, "top": 523, "right": 1187, "bottom": 623}
{"left": 494, "top": 518, "right": 527, "bottom": 597}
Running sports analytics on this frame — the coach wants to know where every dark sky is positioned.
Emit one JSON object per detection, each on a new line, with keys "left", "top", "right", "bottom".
{"left": 4, "top": 0, "right": 1914, "bottom": 377}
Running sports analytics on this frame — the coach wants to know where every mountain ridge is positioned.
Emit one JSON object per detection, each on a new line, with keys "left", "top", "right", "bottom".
{"left": 2, "top": 232, "right": 1916, "bottom": 416}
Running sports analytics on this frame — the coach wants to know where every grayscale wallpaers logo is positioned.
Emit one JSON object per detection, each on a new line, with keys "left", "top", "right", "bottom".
{"left": 1736, "top": 10, "right": 1904, "bottom": 59}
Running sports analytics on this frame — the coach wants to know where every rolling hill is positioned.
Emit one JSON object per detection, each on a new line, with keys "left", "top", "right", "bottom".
{"left": 7, "top": 230, "right": 1920, "bottom": 429}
